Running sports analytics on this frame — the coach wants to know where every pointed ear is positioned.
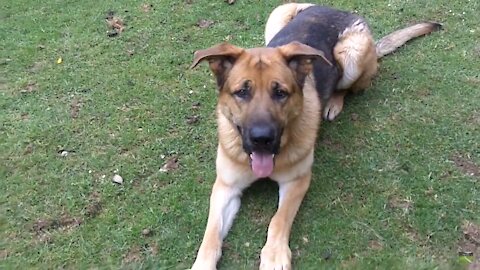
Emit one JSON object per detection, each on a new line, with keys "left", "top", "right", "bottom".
{"left": 279, "top": 42, "right": 332, "bottom": 87}
{"left": 191, "top": 43, "right": 245, "bottom": 88}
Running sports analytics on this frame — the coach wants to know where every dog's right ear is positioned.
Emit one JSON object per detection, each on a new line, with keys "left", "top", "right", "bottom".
{"left": 191, "top": 43, "right": 245, "bottom": 88}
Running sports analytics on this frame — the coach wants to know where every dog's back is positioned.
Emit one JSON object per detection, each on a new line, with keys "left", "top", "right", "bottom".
{"left": 267, "top": 5, "right": 366, "bottom": 101}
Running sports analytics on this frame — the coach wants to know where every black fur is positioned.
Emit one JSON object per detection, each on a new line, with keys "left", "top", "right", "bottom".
{"left": 267, "top": 6, "right": 365, "bottom": 101}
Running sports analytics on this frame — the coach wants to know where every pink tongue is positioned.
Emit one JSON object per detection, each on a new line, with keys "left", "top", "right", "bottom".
{"left": 251, "top": 152, "right": 274, "bottom": 178}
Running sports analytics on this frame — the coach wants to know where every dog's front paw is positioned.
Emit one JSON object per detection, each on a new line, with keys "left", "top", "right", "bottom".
{"left": 191, "top": 259, "right": 216, "bottom": 270}
{"left": 260, "top": 243, "right": 292, "bottom": 270}
{"left": 323, "top": 93, "right": 345, "bottom": 121}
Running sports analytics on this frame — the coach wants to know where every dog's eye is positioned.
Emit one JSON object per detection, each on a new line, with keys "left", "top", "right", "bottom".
{"left": 272, "top": 88, "right": 289, "bottom": 101}
{"left": 233, "top": 88, "right": 250, "bottom": 99}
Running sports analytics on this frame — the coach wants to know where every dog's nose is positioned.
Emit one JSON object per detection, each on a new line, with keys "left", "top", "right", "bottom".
{"left": 249, "top": 125, "right": 275, "bottom": 146}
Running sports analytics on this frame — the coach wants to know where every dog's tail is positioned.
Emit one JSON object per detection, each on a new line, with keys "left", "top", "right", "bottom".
{"left": 375, "top": 22, "right": 442, "bottom": 58}
{"left": 264, "top": 3, "right": 315, "bottom": 45}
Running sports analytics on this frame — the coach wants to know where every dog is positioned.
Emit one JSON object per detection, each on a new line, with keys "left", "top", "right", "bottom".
{"left": 190, "top": 3, "right": 440, "bottom": 269}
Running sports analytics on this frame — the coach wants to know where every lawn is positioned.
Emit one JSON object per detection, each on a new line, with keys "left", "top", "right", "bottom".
{"left": 1, "top": 0, "right": 479, "bottom": 269}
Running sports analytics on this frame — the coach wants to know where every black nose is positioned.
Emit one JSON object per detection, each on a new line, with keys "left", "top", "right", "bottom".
{"left": 249, "top": 125, "right": 275, "bottom": 146}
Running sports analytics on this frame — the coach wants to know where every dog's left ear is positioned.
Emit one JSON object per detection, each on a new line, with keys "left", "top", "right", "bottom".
{"left": 191, "top": 43, "right": 245, "bottom": 89}
{"left": 279, "top": 42, "right": 332, "bottom": 87}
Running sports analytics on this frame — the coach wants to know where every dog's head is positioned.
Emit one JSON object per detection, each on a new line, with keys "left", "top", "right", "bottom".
{"left": 191, "top": 42, "right": 329, "bottom": 178}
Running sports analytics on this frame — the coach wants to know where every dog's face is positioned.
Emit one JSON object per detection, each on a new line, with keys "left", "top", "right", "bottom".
{"left": 192, "top": 42, "right": 329, "bottom": 178}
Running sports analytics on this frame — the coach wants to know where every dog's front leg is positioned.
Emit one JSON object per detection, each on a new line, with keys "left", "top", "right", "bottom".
{"left": 260, "top": 172, "right": 311, "bottom": 270}
{"left": 192, "top": 178, "right": 242, "bottom": 270}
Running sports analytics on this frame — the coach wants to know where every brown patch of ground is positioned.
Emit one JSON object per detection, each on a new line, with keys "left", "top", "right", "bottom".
{"left": 465, "top": 76, "right": 480, "bottom": 86}
{"left": 463, "top": 221, "right": 480, "bottom": 245}
{"left": 387, "top": 196, "right": 414, "bottom": 215}
{"left": 159, "top": 156, "right": 179, "bottom": 172}
{"left": 32, "top": 214, "right": 83, "bottom": 244}
{"left": 459, "top": 220, "right": 480, "bottom": 268}
{"left": 196, "top": 19, "right": 214, "bottom": 29}
{"left": 70, "top": 97, "right": 81, "bottom": 119}
{"left": 28, "top": 61, "right": 46, "bottom": 73}
{"left": 122, "top": 246, "right": 142, "bottom": 264}
{"left": 319, "top": 137, "right": 344, "bottom": 152}
{"left": 144, "top": 242, "right": 159, "bottom": 256}
{"left": 468, "top": 111, "right": 480, "bottom": 125}
{"left": 20, "top": 82, "right": 37, "bottom": 94}
{"left": 85, "top": 191, "right": 102, "bottom": 218}
{"left": 23, "top": 143, "right": 34, "bottom": 155}
{"left": 368, "top": 240, "right": 384, "bottom": 251}
{"left": 0, "top": 249, "right": 9, "bottom": 260}
{"left": 141, "top": 3, "right": 154, "bottom": 13}
{"left": 451, "top": 154, "right": 480, "bottom": 177}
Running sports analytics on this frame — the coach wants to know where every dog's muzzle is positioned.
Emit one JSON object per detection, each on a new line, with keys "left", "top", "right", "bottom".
{"left": 239, "top": 121, "right": 281, "bottom": 178}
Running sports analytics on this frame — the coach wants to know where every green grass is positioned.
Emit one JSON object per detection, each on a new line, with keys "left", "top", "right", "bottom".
{"left": 1, "top": 0, "right": 479, "bottom": 269}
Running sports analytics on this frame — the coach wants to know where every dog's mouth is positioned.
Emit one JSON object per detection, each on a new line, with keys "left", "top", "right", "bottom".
{"left": 249, "top": 152, "right": 275, "bottom": 178}
{"left": 237, "top": 124, "right": 279, "bottom": 178}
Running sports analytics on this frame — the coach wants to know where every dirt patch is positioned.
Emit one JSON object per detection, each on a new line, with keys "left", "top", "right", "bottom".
{"left": 319, "top": 137, "right": 344, "bottom": 152}
{"left": 70, "top": 97, "right": 81, "bottom": 119}
{"left": 23, "top": 143, "right": 34, "bottom": 155}
{"left": 0, "top": 249, "right": 9, "bottom": 260}
{"left": 141, "top": 3, "right": 154, "bottom": 13}
{"left": 196, "top": 19, "right": 214, "bottom": 29}
{"left": 458, "top": 220, "right": 480, "bottom": 267}
{"left": 144, "top": 242, "right": 159, "bottom": 256}
{"left": 368, "top": 240, "right": 384, "bottom": 251}
{"left": 28, "top": 61, "right": 46, "bottom": 73}
{"left": 350, "top": 113, "right": 359, "bottom": 121}
{"left": 159, "top": 156, "right": 179, "bottom": 172}
{"left": 20, "top": 82, "right": 37, "bottom": 94}
{"left": 451, "top": 154, "right": 480, "bottom": 177}
{"left": 32, "top": 214, "right": 83, "bottom": 234}
{"left": 122, "top": 246, "right": 142, "bottom": 264}
{"left": 468, "top": 111, "right": 480, "bottom": 125}
{"left": 465, "top": 76, "right": 480, "bottom": 86}
{"left": 85, "top": 191, "right": 102, "bottom": 218}
{"left": 387, "top": 196, "right": 414, "bottom": 215}
{"left": 463, "top": 221, "right": 480, "bottom": 245}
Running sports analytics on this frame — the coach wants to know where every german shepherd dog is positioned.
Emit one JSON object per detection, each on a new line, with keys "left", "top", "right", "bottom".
{"left": 190, "top": 3, "right": 440, "bottom": 269}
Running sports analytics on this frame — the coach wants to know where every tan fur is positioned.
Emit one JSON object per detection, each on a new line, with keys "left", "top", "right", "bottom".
{"left": 191, "top": 3, "right": 440, "bottom": 269}
{"left": 376, "top": 22, "right": 442, "bottom": 58}
{"left": 191, "top": 43, "right": 322, "bottom": 270}
{"left": 264, "top": 3, "right": 440, "bottom": 121}
{"left": 264, "top": 3, "right": 315, "bottom": 45}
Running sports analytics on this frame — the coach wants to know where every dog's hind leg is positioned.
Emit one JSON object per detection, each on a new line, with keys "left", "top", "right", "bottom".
{"left": 264, "top": 3, "right": 315, "bottom": 45}
{"left": 324, "top": 20, "right": 378, "bottom": 120}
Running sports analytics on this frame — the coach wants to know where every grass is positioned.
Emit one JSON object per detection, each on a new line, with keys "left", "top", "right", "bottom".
{"left": 1, "top": 0, "right": 479, "bottom": 269}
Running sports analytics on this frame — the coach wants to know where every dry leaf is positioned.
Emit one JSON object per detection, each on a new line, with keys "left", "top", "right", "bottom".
{"left": 225, "top": 0, "right": 236, "bottom": 4}
{"left": 105, "top": 11, "right": 125, "bottom": 36}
